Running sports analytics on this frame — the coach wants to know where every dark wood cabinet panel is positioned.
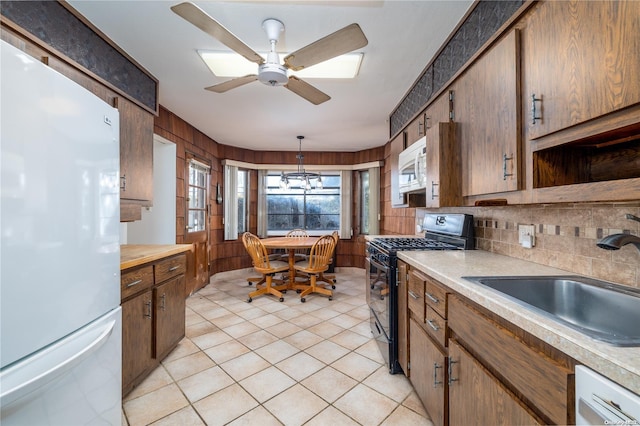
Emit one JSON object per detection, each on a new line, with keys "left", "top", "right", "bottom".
{"left": 448, "top": 340, "right": 543, "bottom": 426}
{"left": 410, "top": 318, "right": 447, "bottom": 426}
{"left": 155, "top": 276, "right": 186, "bottom": 360}
{"left": 121, "top": 289, "right": 154, "bottom": 393}
{"left": 455, "top": 29, "right": 521, "bottom": 197}
{"left": 522, "top": 0, "right": 640, "bottom": 141}
{"left": 114, "top": 96, "right": 153, "bottom": 205}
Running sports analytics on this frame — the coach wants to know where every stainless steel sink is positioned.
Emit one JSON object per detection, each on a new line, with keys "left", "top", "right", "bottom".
{"left": 462, "top": 276, "right": 640, "bottom": 346}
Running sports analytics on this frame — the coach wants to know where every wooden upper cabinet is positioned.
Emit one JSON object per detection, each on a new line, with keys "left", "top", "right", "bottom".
{"left": 425, "top": 121, "right": 460, "bottom": 208}
{"left": 114, "top": 96, "right": 154, "bottom": 219}
{"left": 406, "top": 113, "right": 426, "bottom": 146}
{"left": 522, "top": 0, "right": 640, "bottom": 141}
{"left": 455, "top": 29, "right": 522, "bottom": 197}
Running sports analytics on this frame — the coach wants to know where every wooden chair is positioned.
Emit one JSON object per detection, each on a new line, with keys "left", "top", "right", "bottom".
{"left": 294, "top": 234, "right": 336, "bottom": 302}
{"left": 285, "top": 228, "right": 310, "bottom": 262}
{"left": 317, "top": 230, "right": 339, "bottom": 288}
{"left": 242, "top": 232, "right": 289, "bottom": 303}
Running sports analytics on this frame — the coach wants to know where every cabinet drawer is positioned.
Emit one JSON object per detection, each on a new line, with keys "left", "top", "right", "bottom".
{"left": 425, "top": 276, "right": 448, "bottom": 318}
{"left": 407, "top": 273, "right": 425, "bottom": 321}
{"left": 121, "top": 265, "right": 154, "bottom": 300}
{"left": 425, "top": 306, "right": 447, "bottom": 348}
{"left": 155, "top": 254, "right": 186, "bottom": 283}
{"left": 449, "top": 294, "right": 573, "bottom": 425}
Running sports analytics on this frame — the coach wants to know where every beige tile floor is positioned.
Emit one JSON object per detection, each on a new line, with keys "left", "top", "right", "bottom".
{"left": 122, "top": 267, "right": 433, "bottom": 426}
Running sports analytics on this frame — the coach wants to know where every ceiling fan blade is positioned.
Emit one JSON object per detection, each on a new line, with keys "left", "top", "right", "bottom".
{"left": 285, "top": 76, "right": 331, "bottom": 105}
{"left": 283, "top": 23, "right": 368, "bottom": 71}
{"left": 171, "top": 2, "right": 264, "bottom": 65}
{"left": 205, "top": 75, "right": 258, "bottom": 93}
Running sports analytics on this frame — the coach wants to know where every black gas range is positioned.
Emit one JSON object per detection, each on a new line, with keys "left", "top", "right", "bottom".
{"left": 366, "top": 213, "right": 474, "bottom": 374}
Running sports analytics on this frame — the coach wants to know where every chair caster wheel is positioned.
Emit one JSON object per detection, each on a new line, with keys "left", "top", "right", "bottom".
{"left": 329, "top": 296, "right": 333, "bottom": 301}
{"left": 380, "top": 296, "right": 384, "bottom": 300}
{"left": 296, "top": 289, "right": 302, "bottom": 294}
{"left": 301, "top": 297, "right": 306, "bottom": 303}
{"left": 370, "top": 285, "right": 374, "bottom": 289}
{"left": 279, "top": 297, "right": 284, "bottom": 302}
{"left": 247, "top": 282, "right": 253, "bottom": 286}
{"left": 282, "top": 290, "right": 287, "bottom": 294}
{"left": 247, "top": 297, "right": 252, "bottom": 303}
{"left": 331, "top": 285, "right": 336, "bottom": 289}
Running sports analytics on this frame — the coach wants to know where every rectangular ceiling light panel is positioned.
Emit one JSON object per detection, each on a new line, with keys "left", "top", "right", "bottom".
{"left": 198, "top": 50, "right": 363, "bottom": 79}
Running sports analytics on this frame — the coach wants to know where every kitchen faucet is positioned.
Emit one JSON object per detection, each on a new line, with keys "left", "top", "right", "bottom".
{"left": 596, "top": 214, "right": 640, "bottom": 253}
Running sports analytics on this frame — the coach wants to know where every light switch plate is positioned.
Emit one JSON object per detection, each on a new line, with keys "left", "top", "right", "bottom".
{"left": 518, "top": 224, "right": 536, "bottom": 248}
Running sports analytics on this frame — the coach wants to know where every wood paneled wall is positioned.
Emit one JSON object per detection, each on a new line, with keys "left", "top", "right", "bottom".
{"left": 380, "top": 143, "right": 419, "bottom": 236}
{"left": 154, "top": 106, "right": 386, "bottom": 276}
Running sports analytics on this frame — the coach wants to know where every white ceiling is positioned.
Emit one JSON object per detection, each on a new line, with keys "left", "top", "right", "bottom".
{"left": 68, "top": 1, "right": 474, "bottom": 152}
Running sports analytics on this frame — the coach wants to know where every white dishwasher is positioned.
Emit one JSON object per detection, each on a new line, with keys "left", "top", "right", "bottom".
{"left": 576, "top": 365, "right": 640, "bottom": 425}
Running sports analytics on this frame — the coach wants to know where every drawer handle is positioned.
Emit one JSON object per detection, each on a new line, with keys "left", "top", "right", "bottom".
{"left": 448, "top": 358, "right": 458, "bottom": 386}
{"left": 168, "top": 266, "right": 180, "bottom": 272}
{"left": 427, "top": 319, "right": 440, "bottom": 331}
{"left": 408, "top": 290, "right": 420, "bottom": 300}
{"left": 433, "top": 363, "right": 443, "bottom": 387}
{"left": 425, "top": 293, "right": 439, "bottom": 304}
{"left": 126, "top": 279, "right": 143, "bottom": 288}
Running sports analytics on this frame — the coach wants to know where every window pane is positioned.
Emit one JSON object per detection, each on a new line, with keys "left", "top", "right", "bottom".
{"left": 237, "top": 169, "right": 248, "bottom": 234}
{"left": 188, "top": 210, "right": 205, "bottom": 232}
{"left": 189, "top": 186, "right": 206, "bottom": 209}
{"left": 265, "top": 172, "right": 341, "bottom": 234}
{"left": 360, "top": 170, "right": 370, "bottom": 234}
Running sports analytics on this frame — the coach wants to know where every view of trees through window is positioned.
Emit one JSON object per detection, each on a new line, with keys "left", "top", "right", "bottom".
{"left": 266, "top": 173, "right": 340, "bottom": 233}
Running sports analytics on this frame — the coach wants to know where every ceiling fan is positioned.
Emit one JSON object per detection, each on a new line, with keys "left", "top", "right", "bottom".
{"left": 171, "top": 2, "right": 368, "bottom": 105}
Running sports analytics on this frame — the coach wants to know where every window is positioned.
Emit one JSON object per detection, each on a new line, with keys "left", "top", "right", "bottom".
{"left": 223, "top": 164, "right": 249, "bottom": 240}
{"left": 265, "top": 172, "right": 341, "bottom": 235}
{"left": 187, "top": 160, "right": 209, "bottom": 233}
{"left": 360, "top": 170, "right": 370, "bottom": 234}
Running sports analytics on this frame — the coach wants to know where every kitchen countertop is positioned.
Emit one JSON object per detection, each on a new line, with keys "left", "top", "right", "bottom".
{"left": 397, "top": 249, "right": 640, "bottom": 395}
{"left": 120, "top": 244, "right": 193, "bottom": 270}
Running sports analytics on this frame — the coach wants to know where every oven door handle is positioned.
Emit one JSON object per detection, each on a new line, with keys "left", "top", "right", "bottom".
{"left": 368, "top": 257, "right": 389, "bottom": 273}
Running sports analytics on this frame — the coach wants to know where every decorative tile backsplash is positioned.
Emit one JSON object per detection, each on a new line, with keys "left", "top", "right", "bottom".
{"left": 417, "top": 202, "right": 640, "bottom": 288}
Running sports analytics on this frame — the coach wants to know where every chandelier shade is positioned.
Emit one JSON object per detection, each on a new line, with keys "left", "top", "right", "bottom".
{"left": 279, "top": 136, "right": 323, "bottom": 190}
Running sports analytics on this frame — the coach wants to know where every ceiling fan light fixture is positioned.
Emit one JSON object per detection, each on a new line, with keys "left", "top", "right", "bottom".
{"left": 258, "top": 62, "right": 288, "bottom": 86}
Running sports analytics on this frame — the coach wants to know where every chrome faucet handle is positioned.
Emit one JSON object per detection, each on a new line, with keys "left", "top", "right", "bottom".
{"left": 625, "top": 213, "right": 640, "bottom": 223}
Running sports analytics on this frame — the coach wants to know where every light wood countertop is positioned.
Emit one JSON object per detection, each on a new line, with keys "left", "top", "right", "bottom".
{"left": 120, "top": 244, "right": 193, "bottom": 270}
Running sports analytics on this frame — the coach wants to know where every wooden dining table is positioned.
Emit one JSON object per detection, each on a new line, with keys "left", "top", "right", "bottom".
{"left": 261, "top": 236, "right": 319, "bottom": 289}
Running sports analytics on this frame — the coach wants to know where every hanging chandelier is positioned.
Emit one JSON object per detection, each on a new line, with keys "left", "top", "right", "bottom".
{"left": 279, "top": 135, "right": 323, "bottom": 190}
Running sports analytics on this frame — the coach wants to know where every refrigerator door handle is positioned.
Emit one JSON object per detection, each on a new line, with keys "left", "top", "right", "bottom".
{"left": 0, "top": 318, "right": 117, "bottom": 408}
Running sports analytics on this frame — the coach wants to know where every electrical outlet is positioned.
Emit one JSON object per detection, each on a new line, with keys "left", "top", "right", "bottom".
{"left": 518, "top": 224, "right": 536, "bottom": 248}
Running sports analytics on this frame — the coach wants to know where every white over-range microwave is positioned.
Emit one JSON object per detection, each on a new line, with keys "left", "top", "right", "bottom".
{"left": 398, "top": 136, "right": 427, "bottom": 194}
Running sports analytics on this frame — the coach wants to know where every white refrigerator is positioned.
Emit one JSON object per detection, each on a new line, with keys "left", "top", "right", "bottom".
{"left": 1, "top": 40, "right": 122, "bottom": 425}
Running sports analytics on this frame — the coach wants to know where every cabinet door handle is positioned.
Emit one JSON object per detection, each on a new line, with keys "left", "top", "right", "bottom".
{"left": 168, "top": 266, "right": 180, "bottom": 272}
{"left": 433, "top": 363, "right": 443, "bottom": 387}
{"left": 408, "top": 290, "right": 420, "bottom": 300}
{"left": 502, "top": 153, "right": 514, "bottom": 180}
{"left": 418, "top": 121, "right": 424, "bottom": 136}
{"left": 425, "top": 293, "right": 439, "bottom": 304}
{"left": 144, "top": 300, "right": 152, "bottom": 319}
{"left": 126, "top": 279, "right": 142, "bottom": 288}
{"left": 160, "top": 294, "right": 166, "bottom": 311}
{"left": 448, "top": 358, "right": 458, "bottom": 385}
{"left": 431, "top": 181, "right": 439, "bottom": 200}
{"left": 427, "top": 319, "right": 440, "bottom": 331}
{"left": 120, "top": 174, "right": 127, "bottom": 191}
{"left": 531, "top": 93, "right": 542, "bottom": 124}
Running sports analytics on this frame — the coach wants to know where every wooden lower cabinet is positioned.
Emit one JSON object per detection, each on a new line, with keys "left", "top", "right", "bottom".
{"left": 154, "top": 275, "right": 186, "bottom": 361}
{"left": 397, "top": 261, "right": 409, "bottom": 376}
{"left": 121, "top": 253, "right": 186, "bottom": 395}
{"left": 121, "top": 289, "right": 154, "bottom": 392}
{"left": 448, "top": 340, "right": 543, "bottom": 426}
{"left": 410, "top": 318, "right": 447, "bottom": 426}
